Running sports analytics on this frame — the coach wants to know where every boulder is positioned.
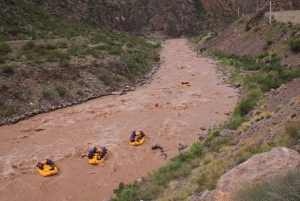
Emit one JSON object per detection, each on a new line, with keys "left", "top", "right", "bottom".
{"left": 219, "top": 129, "right": 236, "bottom": 137}
{"left": 208, "top": 147, "right": 300, "bottom": 201}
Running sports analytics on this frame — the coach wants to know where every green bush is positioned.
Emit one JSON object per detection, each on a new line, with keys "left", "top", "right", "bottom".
{"left": 41, "top": 88, "right": 52, "bottom": 99}
{"left": 245, "top": 22, "right": 251, "bottom": 31}
{"left": 207, "top": 136, "right": 233, "bottom": 152}
{"left": 111, "top": 182, "right": 140, "bottom": 201}
{"left": 0, "top": 56, "right": 6, "bottom": 64}
{"left": 285, "top": 122, "right": 300, "bottom": 141}
{"left": 289, "top": 39, "right": 300, "bottom": 52}
{"left": 55, "top": 85, "right": 67, "bottom": 96}
{"left": 95, "top": 44, "right": 111, "bottom": 50}
{"left": 1, "top": 65, "right": 15, "bottom": 75}
{"left": 108, "top": 46, "right": 122, "bottom": 55}
{"left": 98, "top": 71, "right": 114, "bottom": 86}
{"left": 77, "top": 80, "right": 85, "bottom": 86}
{"left": 226, "top": 114, "right": 245, "bottom": 130}
{"left": 235, "top": 98, "right": 257, "bottom": 116}
{"left": 22, "top": 40, "right": 36, "bottom": 51}
{"left": 258, "top": 52, "right": 269, "bottom": 58}
{"left": 0, "top": 42, "right": 12, "bottom": 55}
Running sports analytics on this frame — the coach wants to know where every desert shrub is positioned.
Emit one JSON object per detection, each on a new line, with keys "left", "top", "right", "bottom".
{"left": 41, "top": 88, "right": 52, "bottom": 99}
{"left": 226, "top": 114, "right": 245, "bottom": 130}
{"left": 253, "top": 26, "right": 260, "bottom": 32}
{"left": 77, "top": 80, "right": 85, "bottom": 86}
{"left": 22, "top": 40, "right": 35, "bottom": 51}
{"left": 111, "top": 182, "right": 140, "bottom": 201}
{"left": 285, "top": 122, "right": 300, "bottom": 141}
{"left": 291, "top": 30, "right": 297, "bottom": 37}
{"left": 126, "top": 42, "right": 134, "bottom": 48}
{"left": 0, "top": 82, "right": 8, "bottom": 90}
{"left": 108, "top": 46, "right": 122, "bottom": 55}
{"left": 99, "top": 71, "right": 122, "bottom": 85}
{"left": 196, "top": 159, "right": 226, "bottom": 191}
{"left": 234, "top": 169, "right": 300, "bottom": 201}
{"left": 207, "top": 136, "right": 233, "bottom": 152}
{"left": 76, "top": 89, "right": 84, "bottom": 96}
{"left": 0, "top": 102, "right": 18, "bottom": 117}
{"left": 25, "top": 89, "right": 31, "bottom": 99}
{"left": 0, "top": 42, "right": 11, "bottom": 55}
{"left": 1, "top": 65, "right": 15, "bottom": 75}
{"left": 67, "top": 45, "right": 80, "bottom": 55}
{"left": 235, "top": 141, "right": 272, "bottom": 161}
{"left": 44, "top": 43, "right": 57, "bottom": 50}
{"left": 235, "top": 97, "right": 256, "bottom": 116}
{"left": 258, "top": 52, "right": 268, "bottom": 58}
{"left": 245, "top": 22, "right": 251, "bottom": 31}
{"left": 55, "top": 85, "right": 67, "bottom": 96}
{"left": 60, "top": 58, "right": 71, "bottom": 67}
{"left": 289, "top": 39, "right": 300, "bottom": 52}
{"left": 0, "top": 56, "right": 6, "bottom": 64}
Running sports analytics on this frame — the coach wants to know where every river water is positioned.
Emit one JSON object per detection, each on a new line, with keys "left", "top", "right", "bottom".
{"left": 0, "top": 39, "right": 238, "bottom": 201}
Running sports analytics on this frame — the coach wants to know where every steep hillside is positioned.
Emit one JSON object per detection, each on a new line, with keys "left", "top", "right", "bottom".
{"left": 0, "top": 0, "right": 256, "bottom": 40}
{"left": 204, "top": 1, "right": 300, "bottom": 68}
{"left": 25, "top": 0, "right": 255, "bottom": 37}
{"left": 0, "top": 28, "right": 161, "bottom": 124}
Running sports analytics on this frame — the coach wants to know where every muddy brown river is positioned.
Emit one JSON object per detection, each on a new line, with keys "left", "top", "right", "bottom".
{"left": 0, "top": 39, "right": 238, "bottom": 201}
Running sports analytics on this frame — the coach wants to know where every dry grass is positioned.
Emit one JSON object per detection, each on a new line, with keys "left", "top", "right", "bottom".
{"left": 195, "top": 159, "right": 227, "bottom": 192}
{"left": 237, "top": 121, "right": 251, "bottom": 133}
{"left": 250, "top": 111, "right": 273, "bottom": 124}
{"left": 276, "top": 104, "right": 283, "bottom": 112}
{"left": 234, "top": 169, "right": 300, "bottom": 201}
{"left": 253, "top": 109, "right": 261, "bottom": 115}
{"left": 157, "top": 188, "right": 191, "bottom": 201}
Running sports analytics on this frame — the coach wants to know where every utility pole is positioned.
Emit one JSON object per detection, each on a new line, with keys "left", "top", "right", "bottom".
{"left": 269, "top": 1, "right": 272, "bottom": 24}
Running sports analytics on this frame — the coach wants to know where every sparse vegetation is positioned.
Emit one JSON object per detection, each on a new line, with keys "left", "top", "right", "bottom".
{"left": 0, "top": 42, "right": 11, "bottom": 54}
{"left": 41, "top": 88, "right": 53, "bottom": 99}
{"left": 234, "top": 169, "right": 300, "bottom": 201}
{"left": 1, "top": 65, "right": 14, "bottom": 75}
{"left": 289, "top": 39, "right": 300, "bottom": 52}
{"left": 111, "top": 143, "right": 205, "bottom": 200}
{"left": 56, "top": 85, "right": 67, "bottom": 96}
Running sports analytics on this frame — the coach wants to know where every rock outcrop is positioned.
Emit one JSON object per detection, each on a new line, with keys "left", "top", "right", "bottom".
{"left": 206, "top": 147, "right": 300, "bottom": 201}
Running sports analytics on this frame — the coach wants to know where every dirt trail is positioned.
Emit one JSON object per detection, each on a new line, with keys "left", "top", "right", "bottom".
{"left": 0, "top": 39, "right": 238, "bottom": 201}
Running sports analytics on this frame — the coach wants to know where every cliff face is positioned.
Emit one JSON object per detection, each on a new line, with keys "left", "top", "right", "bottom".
{"left": 24, "top": 0, "right": 256, "bottom": 37}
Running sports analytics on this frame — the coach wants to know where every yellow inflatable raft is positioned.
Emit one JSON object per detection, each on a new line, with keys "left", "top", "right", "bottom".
{"left": 129, "top": 131, "right": 147, "bottom": 146}
{"left": 88, "top": 153, "right": 106, "bottom": 165}
{"left": 88, "top": 147, "right": 108, "bottom": 165}
{"left": 37, "top": 160, "right": 58, "bottom": 177}
{"left": 181, "top": 82, "right": 191, "bottom": 87}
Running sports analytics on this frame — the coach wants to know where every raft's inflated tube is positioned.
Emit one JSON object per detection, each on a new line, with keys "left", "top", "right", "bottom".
{"left": 37, "top": 160, "right": 58, "bottom": 177}
{"left": 88, "top": 153, "right": 106, "bottom": 165}
{"left": 129, "top": 135, "right": 147, "bottom": 146}
{"left": 180, "top": 82, "right": 191, "bottom": 87}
